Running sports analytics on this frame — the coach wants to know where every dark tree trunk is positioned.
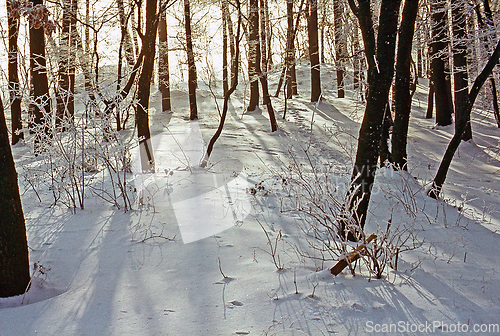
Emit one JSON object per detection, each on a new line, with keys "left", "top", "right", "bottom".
{"left": 334, "top": 0, "right": 346, "bottom": 98}
{"left": 430, "top": 0, "right": 453, "bottom": 126}
{"left": 56, "top": 0, "right": 77, "bottom": 130}
{"left": 7, "top": 0, "right": 23, "bottom": 145}
{"left": 184, "top": 0, "right": 198, "bottom": 120}
{"left": 477, "top": 0, "right": 500, "bottom": 127}
{"left": 426, "top": 81, "right": 435, "bottom": 119}
{"left": 159, "top": 11, "right": 172, "bottom": 112}
{"left": 429, "top": 38, "right": 500, "bottom": 198}
{"left": 136, "top": 0, "right": 159, "bottom": 172}
{"left": 285, "top": 0, "right": 298, "bottom": 98}
{"left": 0, "top": 96, "right": 31, "bottom": 298}
{"left": 452, "top": 1, "right": 472, "bottom": 141}
{"left": 247, "top": 0, "right": 260, "bottom": 111}
{"left": 342, "top": 0, "right": 402, "bottom": 240}
{"left": 222, "top": 1, "right": 237, "bottom": 87}
{"left": 29, "top": 0, "right": 51, "bottom": 149}
{"left": 260, "top": 0, "right": 268, "bottom": 74}
{"left": 308, "top": 0, "right": 321, "bottom": 102}
{"left": 392, "top": 0, "right": 419, "bottom": 170}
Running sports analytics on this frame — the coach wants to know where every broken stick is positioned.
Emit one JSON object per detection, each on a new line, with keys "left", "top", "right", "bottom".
{"left": 330, "top": 233, "right": 377, "bottom": 276}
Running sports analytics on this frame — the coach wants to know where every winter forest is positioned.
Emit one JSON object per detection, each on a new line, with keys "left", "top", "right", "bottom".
{"left": 1, "top": 0, "right": 500, "bottom": 334}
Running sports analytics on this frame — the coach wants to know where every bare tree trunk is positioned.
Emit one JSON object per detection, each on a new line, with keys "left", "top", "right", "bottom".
{"left": 426, "top": 81, "right": 435, "bottom": 119}
{"left": 0, "top": 96, "right": 30, "bottom": 298}
{"left": 286, "top": 0, "right": 297, "bottom": 98}
{"left": 260, "top": 0, "right": 268, "bottom": 74}
{"left": 341, "top": 0, "right": 402, "bottom": 240}
{"left": 247, "top": 0, "right": 260, "bottom": 111}
{"left": 184, "top": 0, "right": 198, "bottom": 120}
{"left": 275, "top": 0, "right": 305, "bottom": 98}
{"left": 334, "top": 0, "right": 346, "bottom": 98}
{"left": 201, "top": 0, "right": 242, "bottom": 167}
{"left": 430, "top": 0, "right": 453, "bottom": 126}
{"left": 392, "top": 0, "right": 420, "bottom": 170}
{"left": 136, "top": 0, "right": 159, "bottom": 172}
{"left": 477, "top": 0, "right": 500, "bottom": 127}
{"left": 308, "top": 0, "right": 321, "bottom": 102}
{"left": 29, "top": 0, "right": 51, "bottom": 150}
{"left": 429, "top": 38, "right": 500, "bottom": 198}
{"left": 118, "top": 0, "right": 135, "bottom": 66}
{"left": 7, "top": 0, "right": 23, "bottom": 145}
{"left": 56, "top": 0, "right": 77, "bottom": 130}
{"left": 452, "top": 1, "right": 472, "bottom": 141}
{"left": 222, "top": 1, "right": 229, "bottom": 96}
{"left": 159, "top": 10, "right": 172, "bottom": 112}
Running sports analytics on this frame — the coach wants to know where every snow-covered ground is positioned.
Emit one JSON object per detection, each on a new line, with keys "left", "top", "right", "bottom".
{"left": 1, "top": 64, "right": 500, "bottom": 335}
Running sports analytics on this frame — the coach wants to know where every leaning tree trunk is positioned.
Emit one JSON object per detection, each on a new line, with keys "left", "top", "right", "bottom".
{"left": 429, "top": 38, "right": 500, "bottom": 199}
{"left": 308, "top": 0, "right": 321, "bottom": 102}
{"left": 136, "top": 0, "right": 159, "bottom": 172}
{"left": 392, "top": 0, "right": 420, "bottom": 170}
{"left": 342, "top": 0, "right": 402, "bottom": 241}
{"left": 56, "top": 0, "right": 77, "bottom": 130}
{"left": 247, "top": 0, "right": 260, "bottom": 112}
{"left": 452, "top": 0, "right": 472, "bottom": 141}
{"left": 201, "top": 0, "right": 242, "bottom": 167}
{"left": 7, "top": 0, "right": 23, "bottom": 145}
{"left": 29, "top": 0, "right": 51, "bottom": 151}
{"left": 0, "top": 96, "right": 31, "bottom": 298}
{"left": 184, "top": 0, "right": 198, "bottom": 120}
{"left": 159, "top": 10, "right": 172, "bottom": 112}
{"left": 430, "top": 0, "right": 453, "bottom": 126}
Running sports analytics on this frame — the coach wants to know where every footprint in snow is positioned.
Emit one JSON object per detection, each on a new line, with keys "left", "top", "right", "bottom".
{"left": 228, "top": 300, "right": 243, "bottom": 308}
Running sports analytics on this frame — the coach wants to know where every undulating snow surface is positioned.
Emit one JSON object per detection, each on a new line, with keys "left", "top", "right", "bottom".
{"left": 1, "top": 64, "right": 500, "bottom": 335}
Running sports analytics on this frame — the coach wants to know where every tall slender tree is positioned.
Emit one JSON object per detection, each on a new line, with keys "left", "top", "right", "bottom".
{"left": 333, "top": 0, "right": 346, "bottom": 98}
{"left": 452, "top": 0, "right": 472, "bottom": 141}
{"left": 29, "top": 0, "right": 51, "bottom": 150}
{"left": 307, "top": 0, "right": 321, "bottom": 102}
{"left": 7, "top": 0, "right": 23, "bottom": 145}
{"left": 429, "top": 0, "right": 453, "bottom": 126}
{"left": 429, "top": 38, "right": 500, "bottom": 198}
{"left": 184, "top": 0, "right": 198, "bottom": 120}
{"left": 136, "top": 0, "right": 161, "bottom": 172}
{"left": 0, "top": 96, "right": 31, "bottom": 298}
{"left": 341, "top": 0, "right": 402, "bottom": 240}
{"left": 158, "top": 10, "right": 172, "bottom": 112}
{"left": 392, "top": 0, "right": 420, "bottom": 170}
{"left": 56, "top": 0, "right": 78, "bottom": 130}
{"left": 247, "top": 0, "right": 260, "bottom": 111}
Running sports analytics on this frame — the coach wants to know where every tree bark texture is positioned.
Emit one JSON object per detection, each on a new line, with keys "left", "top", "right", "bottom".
{"left": 452, "top": 1, "right": 472, "bottom": 141}
{"left": 56, "top": 0, "right": 77, "bottom": 130}
{"left": 159, "top": 11, "right": 172, "bottom": 112}
{"left": 136, "top": 0, "right": 159, "bottom": 172}
{"left": 334, "top": 0, "right": 346, "bottom": 98}
{"left": 344, "top": 0, "right": 402, "bottom": 239}
{"left": 29, "top": 0, "right": 51, "bottom": 148}
{"left": 0, "top": 96, "right": 31, "bottom": 298}
{"left": 392, "top": 0, "right": 419, "bottom": 170}
{"left": 247, "top": 0, "right": 260, "bottom": 111}
{"left": 184, "top": 0, "right": 198, "bottom": 120}
{"left": 7, "top": 0, "right": 23, "bottom": 145}
{"left": 430, "top": 0, "right": 453, "bottom": 126}
{"left": 308, "top": 0, "right": 321, "bottom": 102}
